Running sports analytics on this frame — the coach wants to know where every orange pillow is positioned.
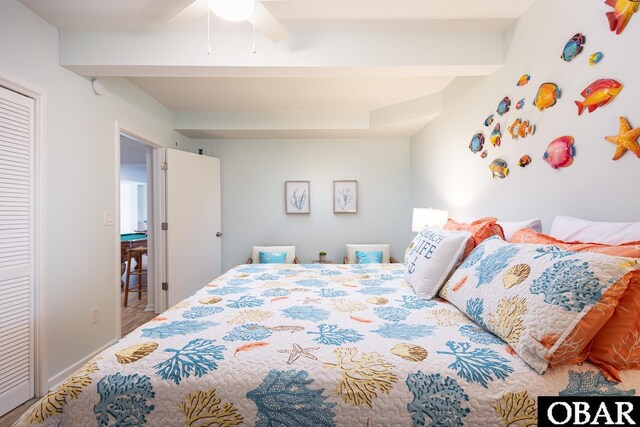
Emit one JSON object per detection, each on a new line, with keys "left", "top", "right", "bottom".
{"left": 546, "top": 273, "right": 632, "bottom": 368}
{"left": 588, "top": 271, "right": 640, "bottom": 382}
{"left": 444, "top": 217, "right": 505, "bottom": 259}
{"left": 510, "top": 228, "right": 640, "bottom": 258}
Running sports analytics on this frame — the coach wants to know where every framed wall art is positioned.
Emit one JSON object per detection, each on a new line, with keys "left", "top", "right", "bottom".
{"left": 334, "top": 180, "right": 358, "bottom": 213}
{"left": 285, "top": 181, "right": 310, "bottom": 214}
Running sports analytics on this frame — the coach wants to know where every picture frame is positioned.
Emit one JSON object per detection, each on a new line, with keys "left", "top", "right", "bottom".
{"left": 285, "top": 181, "right": 310, "bottom": 214}
{"left": 334, "top": 180, "right": 358, "bottom": 213}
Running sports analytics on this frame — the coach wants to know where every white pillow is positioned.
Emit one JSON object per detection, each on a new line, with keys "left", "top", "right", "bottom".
{"left": 550, "top": 216, "right": 640, "bottom": 245}
{"left": 346, "top": 244, "right": 390, "bottom": 264}
{"left": 404, "top": 228, "right": 472, "bottom": 299}
{"left": 500, "top": 218, "right": 542, "bottom": 241}
{"left": 252, "top": 246, "right": 296, "bottom": 264}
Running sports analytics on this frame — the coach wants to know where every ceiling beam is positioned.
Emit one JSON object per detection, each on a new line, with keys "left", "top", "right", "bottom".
{"left": 173, "top": 111, "right": 371, "bottom": 131}
{"left": 172, "top": 92, "right": 443, "bottom": 139}
{"left": 370, "top": 93, "right": 442, "bottom": 128}
{"left": 59, "top": 31, "right": 504, "bottom": 78}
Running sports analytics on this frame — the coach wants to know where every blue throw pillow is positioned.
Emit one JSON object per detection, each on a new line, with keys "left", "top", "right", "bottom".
{"left": 259, "top": 251, "right": 287, "bottom": 264}
{"left": 355, "top": 250, "right": 383, "bottom": 264}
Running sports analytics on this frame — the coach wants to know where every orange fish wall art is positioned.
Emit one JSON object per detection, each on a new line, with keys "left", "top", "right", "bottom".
{"left": 575, "top": 79, "right": 623, "bottom": 115}
{"left": 534, "top": 83, "right": 561, "bottom": 111}
{"left": 605, "top": 0, "right": 640, "bottom": 34}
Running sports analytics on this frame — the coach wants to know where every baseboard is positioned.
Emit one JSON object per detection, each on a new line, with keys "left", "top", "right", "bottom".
{"left": 144, "top": 303, "right": 155, "bottom": 312}
{"left": 47, "top": 339, "right": 118, "bottom": 390}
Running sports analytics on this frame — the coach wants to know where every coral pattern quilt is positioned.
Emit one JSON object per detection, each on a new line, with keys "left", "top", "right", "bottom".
{"left": 16, "top": 264, "right": 640, "bottom": 427}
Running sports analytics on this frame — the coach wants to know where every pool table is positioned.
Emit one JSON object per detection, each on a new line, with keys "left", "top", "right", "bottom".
{"left": 121, "top": 232, "right": 147, "bottom": 248}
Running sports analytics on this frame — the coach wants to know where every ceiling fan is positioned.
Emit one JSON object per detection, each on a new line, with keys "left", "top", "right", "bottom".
{"left": 169, "top": 0, "right": 288, "bottom": 43}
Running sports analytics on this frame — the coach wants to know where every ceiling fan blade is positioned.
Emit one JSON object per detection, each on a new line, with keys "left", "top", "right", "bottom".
{"left": 168, "top": 0, "right": 208, "bottom": 24}
{"left": 250, "top": 1, "right": 288, "bottom": 43}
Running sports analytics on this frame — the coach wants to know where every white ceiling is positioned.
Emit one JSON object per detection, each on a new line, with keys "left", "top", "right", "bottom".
{"left": 19, "top": 0, "right": 535, "bottom": 32}
{"left": 129, "top": 76, "right": 454, "bottom": 112}
{"left": 283, "top": 19, "right": 516, "bottom": 34}
{"left": 20, "top": 0, "right": 536, "bottom": 139}
{"left": 263, "top": 1, "right": 535, "bottom": 21}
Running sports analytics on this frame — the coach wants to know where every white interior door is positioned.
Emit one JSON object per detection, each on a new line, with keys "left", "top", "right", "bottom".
{"left": 163, "top": 148, "right": 221, "bottom": 308}
{"left": 0, "top": 86, "right": 34, "bottom": 416}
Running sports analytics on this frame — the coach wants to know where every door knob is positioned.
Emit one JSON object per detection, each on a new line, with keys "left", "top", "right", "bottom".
{"left": 216, "top": 232, "right": 222, "bottom": 237}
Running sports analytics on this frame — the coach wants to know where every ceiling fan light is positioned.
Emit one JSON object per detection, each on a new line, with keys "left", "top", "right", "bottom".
{"left": 209, "top": 0, "right": 254, "bottom": 22}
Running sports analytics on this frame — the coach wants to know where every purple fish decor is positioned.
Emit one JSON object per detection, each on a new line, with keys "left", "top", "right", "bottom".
{"left": 469, "top": 133, "right": 485, "bottom": 154}
{"left": 496, "top": 97, "right": 511, "bottom": 116}
{"left": 561, "top": 33, "right": 586, "bottom": 62}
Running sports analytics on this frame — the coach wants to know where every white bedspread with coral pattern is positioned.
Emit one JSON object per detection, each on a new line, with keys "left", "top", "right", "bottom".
{"left": 15, "top": 264, "right": 640, "bottom": 426}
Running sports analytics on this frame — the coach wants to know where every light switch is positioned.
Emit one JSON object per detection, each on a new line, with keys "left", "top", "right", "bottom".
{"left": 103, "top": 210, "right": 114, "bottom": 226}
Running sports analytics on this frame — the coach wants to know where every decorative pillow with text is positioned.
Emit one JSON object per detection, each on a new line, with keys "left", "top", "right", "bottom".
{"left": 404, "top": 227, "right": 471, "bottom": 299}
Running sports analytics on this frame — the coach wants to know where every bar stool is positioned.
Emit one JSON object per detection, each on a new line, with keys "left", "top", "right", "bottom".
{"left": 120, "top": 246, "right": 128, "bottom": 287}
{"left": 124, "top": 246, "right": 147, "bottom": 307}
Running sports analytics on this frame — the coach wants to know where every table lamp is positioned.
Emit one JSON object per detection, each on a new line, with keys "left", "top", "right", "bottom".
{"left": 412, "top": 208, "right": 448, "bottom": 232}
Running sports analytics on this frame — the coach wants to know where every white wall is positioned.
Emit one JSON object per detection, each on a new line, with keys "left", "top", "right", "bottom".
{"left": 120, "top": 165, "right": 148, "bottom": 233}
{"left": 137, "top": 184, "right": 147, "bottom": 230}
{"left": 198, "top": 139, "right": 413, "bottom": 271}
{"left": 120, "top": 183, "right": 147, "bottom": 233}
{"left": 411, "top": 0, "right": 640, "bottom": 230}
{"left": 120, "top": 164, "right": 147, "bottom": 183}
{"left": 0, "top": 0, "right": 193, "bottom": 387}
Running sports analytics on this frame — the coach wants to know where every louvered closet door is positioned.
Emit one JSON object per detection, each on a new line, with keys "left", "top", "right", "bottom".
{"left": 0, "top": 86, "right": 34, "bottom": 416}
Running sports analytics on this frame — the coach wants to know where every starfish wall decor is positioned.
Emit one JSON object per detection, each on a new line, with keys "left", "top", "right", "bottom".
{"left": 605, "top": 116, "right": 640, "bottom": 160}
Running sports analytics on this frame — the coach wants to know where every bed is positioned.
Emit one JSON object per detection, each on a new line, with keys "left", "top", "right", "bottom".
{"left": 15, "top": 263, "right": 640, "bottom": 426}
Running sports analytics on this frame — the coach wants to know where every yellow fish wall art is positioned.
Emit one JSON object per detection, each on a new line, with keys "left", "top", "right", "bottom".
{"left": 534, "top": 83, "right": 561, "bottom": 111}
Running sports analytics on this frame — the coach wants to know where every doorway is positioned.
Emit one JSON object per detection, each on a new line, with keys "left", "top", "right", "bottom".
{"left": 119, "top": 133, "right": 157, "bottom": 336}
{"left": 116, "top": 135, "right": 222, "bottom": 334}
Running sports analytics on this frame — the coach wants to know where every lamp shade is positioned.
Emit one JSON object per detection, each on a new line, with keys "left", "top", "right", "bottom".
{"left": 209, "top": 0, "right": 254, "bottom": 22}
{"left": 412, "top": 208, "right": 448, "bottom": 232}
